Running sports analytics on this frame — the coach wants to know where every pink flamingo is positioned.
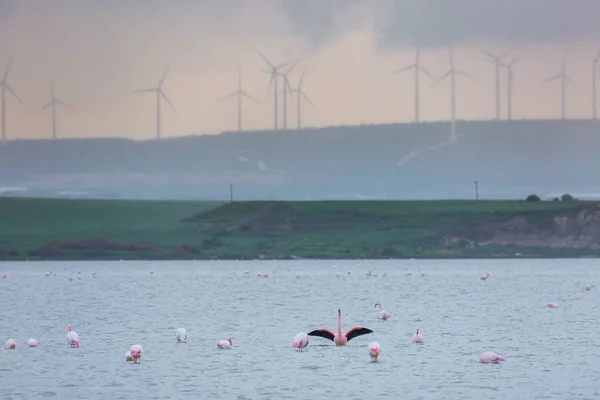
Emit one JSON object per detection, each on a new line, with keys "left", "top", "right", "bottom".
{"left": 585, "top": 284, "right": 592, "bottom": 291}
{"left": 130, "top": 345, "right": 143, "bottom": 363}
{"left": 412, "top": 329, "right": 424, "bottom": 343}
{"left": 369, "top": 341, "right": 380, "bottom": 362}
{"left": 66, "top": 325, "right": 80, "bottom": 347}
{"left": 2, "top": 274, "right": 6, "bottom": 279}
{"left": 480, "top": 272, "right": 490, "bottom": 280}
{"left": 27, "top": 338, "right": 38, "bottom": 347}
{"left": 4, "top": 339, "right": 16, "bottom": 349}
{"left": 217, "top": 338, "right": 232, "bottom": 349}
{"left": 125, "top": 351, "right": 134, "bottom": 362}
{"left": 546, "top": 303, "right": 558, "bottom": 308}
{"left": 292, "top": 332, "right": 309, "bottom": 351}
{"left": 480, "top": 351, "right": 504, "bottom": 363}
{"left": 308, "top": 309, "right": 373, "bottom": 346}
{"left": 374, "top": 303, "right": 391, "bottom": 321}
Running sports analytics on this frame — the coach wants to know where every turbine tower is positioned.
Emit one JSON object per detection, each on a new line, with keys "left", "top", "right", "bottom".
{"left": 593, "top": 50, "right": 600, "bottom": 120}
{"left": 278, "top": 61, "right": 300, "bottom": 130}
{"left": 500, "top": 52, "right": 523, "bottom": 121}
{"left": 1, "top": 57, "right": 23, "bottom": 143}
{"left": 392, "top": 47, "right": 434, "bottom": 123}
{"left": 37, "top": 81, "right": 75, "bottom": 140}
{"left": 286, "top": 68, "right": 315, "bottom": 129}
{"left": 256, "top": 50, "right": 295, "bottom": 130}
{"left": 541, "top": 57, "right": 575, "bottom": 120}
{"left": 219, "top": 66, "right": 259, "bottom": 131}
{"left": 480, "top": 48, "right": 510, "bottom": 120}
{"left": 134, "top": 67, "right": 174, "bottom": 140}
{"left": 431, "top": 49, "right": 475, "bottom": 140}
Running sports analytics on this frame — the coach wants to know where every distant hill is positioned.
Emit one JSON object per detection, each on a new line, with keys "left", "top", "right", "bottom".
{"left": 0, "top": 119, "right": 598, "bottom": 200}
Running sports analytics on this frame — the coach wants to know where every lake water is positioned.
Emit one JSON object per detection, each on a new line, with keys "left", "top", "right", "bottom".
{"left": 0, "top": 259, "right": 599, "bottom": 399}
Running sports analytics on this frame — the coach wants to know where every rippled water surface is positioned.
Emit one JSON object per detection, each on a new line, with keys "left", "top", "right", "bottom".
{"left": 1, "top": 259, "right": 599, "bottom": 399}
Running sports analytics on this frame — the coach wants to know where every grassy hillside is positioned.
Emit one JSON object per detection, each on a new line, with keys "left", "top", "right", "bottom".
{"left": 1, "top": 119, "right": 599, "bottom": 200}
{"left": 1, "top": 197, "right": 599, "bottom": 260}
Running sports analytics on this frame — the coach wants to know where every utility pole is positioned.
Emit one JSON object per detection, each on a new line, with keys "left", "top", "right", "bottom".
{"left": 229, "top": 183, "right": 234, "bottom": 203}
{"left": 474, "top": 180, "right": 479, "bottom": 200}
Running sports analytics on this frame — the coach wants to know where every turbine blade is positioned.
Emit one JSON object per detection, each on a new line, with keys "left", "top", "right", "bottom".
{"left": 391, "top": 64, "right": 415, "bottom": 74}
{"left": 541, "top": 73, "right": 561, "bottom": 83}
{"left": 430, "top": 70, "right": 451, "bottom": 88}
{"left": 255, "top": 49, "right": 274, "bottom": 69}
{"left": 594, "top": 49, "right": 600, "bottom": 63}
{"left": 56, "top": 100, "right": 76, "bottom": 110}
{"left": 241, "top": 91, "right": 260, "bottom": 104}
{"left": 479, "top": 47, "right": 497, "bottom": 60}
{"left": 3, "top": 56, "right": 13, "bottom": 82}
{"left": 218, "top": 91, "right": 238, "bottom": 102}
{"left": 159, "top": 66, "right": 170, "bottom": 88}
{"left": 297, "top": 68, "right": 307, "bottom": 88}
{"left": 161, "top": 91, "right": 175, "bottom": 110}
{"left": 300, "top": 90, "right": 316, "bottom": 108}
{"left": 418, "top": 66, "right": 435, "bottom": 80}
{"left": 36, "top": 101, "right": 52, "bottom": 114}
{"left": 283, "top": 58, "right": 300, "bottom": 75}
{"left": 455, "top": 70, "right": 476, "bottom": 80}
{"left": 566, "top": 75, "right": 578, "bottom": 89}
{"left": 509, "top": 52, "right": 524, "bottom": 66}
{"left": 5, "top": 84, "right": 23, "bottom": 104}
{"left": 134, "top": 88, "right": 156, "bottom": 93}
{"left": 448, "top": 49, "right": 454, "bottom": 68}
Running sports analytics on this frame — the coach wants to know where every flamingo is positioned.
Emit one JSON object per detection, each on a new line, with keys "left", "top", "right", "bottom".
{"left": 480, "top": 351, "right": 504, "bottom": 363}
{"left": 368, "top": 341, "right": 380, "bottom": 362}
{"left": 176, "top": 328, "right": 187, "bottom": 343}
{"left": 292, "top": 332, "right": 309, "bottom": 351}
{"left": 308, "top": 309, "right": 373, "bottom": 346}
{"left": 27, "top": 338, "right": 38, "bottom": 347}
{"left": 2, "top": 274, "right": 6, "bottom": 279}
{"left": 374, "top": 303, "right": 391, "bottom": 321}
{"left": 585, "top": 284, "right": 592, "bottom": 291}
{"left": 546, "top": 303, "right": 559, "bottom": 308}
{"left": 125, "top": 351, "right": 134, "bottom": 362}
{"left": 480, "top": 272, "right": 490, "bottom": 281}
{"left": 66, "top": 325, "right": 80, "bottom": 347}
{"left": 4, "top": 338, "right": 16, "bottom": 349}
{"left": 217, "top": 338, "right": 232, "bottom": 349}
{"left": 412, "top": 329, "right": 424, "bottom": 343}
{"left": 130, "top": 344, "right": 143, "bottom": 363}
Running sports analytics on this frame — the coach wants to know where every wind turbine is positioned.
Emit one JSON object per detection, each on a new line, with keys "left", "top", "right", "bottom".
{"left": 480, "top": 47, "right": 511, "bottom": 120}
{"left": 278, "top": 61, "right": 300, "bottom": 130}
{"left": 218, "top": 66, "right": 259, "bottom": 131}
{"left": 392, "top": 47, "right": 434, "bottom": 123}
{"left": 541, "top": 57, "right": 576, "bottom": 120}
{"left": 499, "top": 52, "right": 523, "bottom": 121}
{"left": 593, "top": 50, "right": 600, "bottom": 120}
{"left": 256, "top": 50, "right": 295, "bottom": 130}
{"left": 285, "top": 68, "right": 315, "bottom": 129}
{"left": 134, "top": 67, "right": 174, "bottom": 140}
{"left": 431, "top": 49, "right": 476, "bottom": 140}
{"left": 37, "top": 81, "right": 75, "bottom": 140}
{"left": 1, "top": 57, "right": 23, "bottom": 143}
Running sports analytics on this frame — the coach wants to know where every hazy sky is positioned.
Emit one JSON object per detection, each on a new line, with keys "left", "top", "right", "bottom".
{"left": 1, "top": 0, "right": 599, "bottom": 140}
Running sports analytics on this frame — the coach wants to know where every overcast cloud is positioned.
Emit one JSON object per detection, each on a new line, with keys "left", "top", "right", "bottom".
{"left": 0, "top": 0, "right": 598, "bottom": 139}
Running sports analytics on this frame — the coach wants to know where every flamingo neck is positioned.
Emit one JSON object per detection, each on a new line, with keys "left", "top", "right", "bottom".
{"left": 337, "top": 312, "right": 341, "bottom": 335}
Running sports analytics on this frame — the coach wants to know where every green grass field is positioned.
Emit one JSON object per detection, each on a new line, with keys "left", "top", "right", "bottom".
{"left": 0, "top": 197, "right": 597, "bottom": 260}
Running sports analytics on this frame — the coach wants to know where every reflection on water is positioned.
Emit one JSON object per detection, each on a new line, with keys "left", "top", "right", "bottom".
{"left": 0, "top": 259, "right": 598, "bottom": 399}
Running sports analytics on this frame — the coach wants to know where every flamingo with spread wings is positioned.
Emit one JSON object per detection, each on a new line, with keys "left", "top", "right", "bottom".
{"left": 308, "top": 309, "right": 373, "bottom": 346}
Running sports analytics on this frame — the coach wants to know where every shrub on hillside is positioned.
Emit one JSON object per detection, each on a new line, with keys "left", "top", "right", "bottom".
{"left": 525, "top": 194, "right": 541, "bottom": 202}
{"left": 561, "top": 193, "right": 576, "bottom": 202}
